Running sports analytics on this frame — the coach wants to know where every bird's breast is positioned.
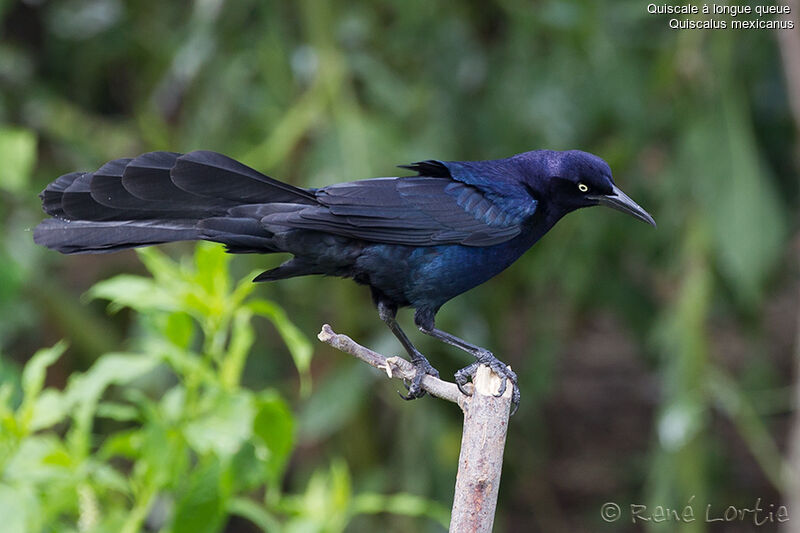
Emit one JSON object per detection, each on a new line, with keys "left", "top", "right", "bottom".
{"left": 354, "top": 226, "right": 546, "bottom": 310}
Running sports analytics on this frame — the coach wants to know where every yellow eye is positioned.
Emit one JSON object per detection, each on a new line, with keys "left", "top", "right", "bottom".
{"left": 578, "top": 183, "right": 589, "bottom": 193}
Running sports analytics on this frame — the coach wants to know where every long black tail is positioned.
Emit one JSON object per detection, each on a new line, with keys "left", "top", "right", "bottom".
{"left": 34, "top": 151, "right": 316, "bottom": 254}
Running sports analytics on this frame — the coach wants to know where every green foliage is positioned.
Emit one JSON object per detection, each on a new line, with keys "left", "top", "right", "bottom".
{"left": 0, "top": 127, "right": 37, "bottom": 194}
{"left": 0, "top": 124, "right": 39, "bottom": 343}
{"left": 681, "top": 96, "right": 786, "bottom": 305}
{"left": 0, "top": 244, "right": 446, "bottom": 532}
{"left": 0, "top": 1, "right": 795, "bottom": 530}
{"left": 89, "top": 244, "right": 314, "bottom": 393}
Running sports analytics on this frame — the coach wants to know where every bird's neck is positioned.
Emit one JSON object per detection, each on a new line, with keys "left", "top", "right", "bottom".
{"left": 540, "top": 200, "right": 572, "bottom": 231}
{"left": 508, "top": 202, "right": 563, "bottom": 253}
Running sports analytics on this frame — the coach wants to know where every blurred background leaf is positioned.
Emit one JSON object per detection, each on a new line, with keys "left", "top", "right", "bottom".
{"left": 0, "top": 127, "right": 36, "bottom": 193}
{"left": 0, "top": 0, "right": 797, "bottom": 531}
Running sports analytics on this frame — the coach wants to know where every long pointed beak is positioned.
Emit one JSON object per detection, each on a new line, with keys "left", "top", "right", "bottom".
{"left": 589, "top": 185, "right": 656, "bottom": 227}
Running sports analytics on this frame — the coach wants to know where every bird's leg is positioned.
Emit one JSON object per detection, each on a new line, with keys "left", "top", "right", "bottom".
{"left": 414, "top": 309, "right": 520, "bottom": 413}
{"left": 377, "top": 301, "right": 440, "bottom": 400}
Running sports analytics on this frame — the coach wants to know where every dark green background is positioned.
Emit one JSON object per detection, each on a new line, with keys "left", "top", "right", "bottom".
{"left": 0, "top": 1, "right": 797, "bottom": 531}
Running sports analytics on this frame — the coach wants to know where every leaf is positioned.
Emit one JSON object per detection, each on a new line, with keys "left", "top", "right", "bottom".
{"left": 65, "top": 354, "right": 160, "bottom": 413}
{"left": 64, "top": 353, "right": 160, "bottom": 453}
{"left": 87, "top": 275, "right": 179, "bottom": 313}
{"left": 159, "top": 385, "right": 186, "bottom": 423}
{"left": 149, "top": 341, "right": 216, "bottom": 385}
{"left": 136, "top": 247, "right": 181, "bottom": 285}
{"left": 228, "top": 443, "right": 266, "bottom": 494}
{"left": 228, "top": 497, "right": 281, "bottom": 532}
{"left": 252, "top": 391, "right": 294, "bottom": 483}
{"left": 282, "top": 460, "right": 352, "bottom": 530}
{"left": 0, "top": 484, "right": 39, "bottom": 533}
{"left": 21, "top": 342, "right": 67, "bottom": 406}
{"left": 96, "top": 402, "right": 140, "bottom": 422}
{"left": 171, "top": 459, "right": 230, "bottom": 533}
{"left": 3, "top": 435, "right": 74, "bottom": 484}
{"left": 163, "top": 312, "right": 195, "bottom": 349}
{"left": 139, "top": 421, "right": 189, "bottom": 489}
{"left": 184, "top": 392, "right": 254, "bottom": 458}
{"left": 97, "top": 428, "right": 142, "bottom": 461}
{"left": 85, "top": 460, "right": 130, "bottom": 494}
{"left": 230, "top": 270, "right": 260, "bottom": 308}
{"left": 20, "top": 342, "right": 68, "bottom": 431}
{"left": 220, "top": 309, "right": 255, "bottom": 389}
{"left": 193, "top": 242, "right": 230, "bottom": 296}
{"left": 0, "top": 127, "right": 37, "bottom": 193}
{"left": 0, "top": 383, "right": 17, "bottom": 439}
{"left": 327, "top": 460, "right": 352, "bottom": 516}
{"left": 248, "top": 299, "right": 313, "bottom": 395}
{"left": 29, "top": 389, "right": 68, "bottom": 431}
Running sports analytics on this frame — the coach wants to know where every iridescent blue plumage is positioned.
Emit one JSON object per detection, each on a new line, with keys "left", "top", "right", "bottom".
{"left": 35, "top": 148, "right": 655, "bottom": 410}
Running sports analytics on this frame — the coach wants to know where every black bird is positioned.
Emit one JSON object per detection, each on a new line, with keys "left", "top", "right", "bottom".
{"left": 34, "top": 149, "right": 655, "bottom": 410}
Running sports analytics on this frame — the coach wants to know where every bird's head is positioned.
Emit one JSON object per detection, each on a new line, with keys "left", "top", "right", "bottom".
{"left": 518, "top": 150, "right": 655, "bottom": 226}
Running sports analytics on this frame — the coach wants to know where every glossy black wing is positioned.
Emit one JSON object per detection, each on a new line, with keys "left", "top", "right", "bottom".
{"left": 256, "top": 176, "right": 537, "bottom": 247}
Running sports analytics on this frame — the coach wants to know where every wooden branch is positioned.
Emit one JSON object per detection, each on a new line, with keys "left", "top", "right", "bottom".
{"left": 317, "top": 324, "right": 512, "bottom": 532}
{"left": 317, "top": 324, "right": 461, "bottom": 403}
{"left": 449, "top": 365, "right": 512, "bottom": 532}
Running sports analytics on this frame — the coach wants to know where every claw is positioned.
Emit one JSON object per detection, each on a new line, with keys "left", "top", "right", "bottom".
{"left": 494, "top": 375, "right": 507, "bottom": 398}
{"left": 510, "top": 387, "right": 520, "bottom": 415}
{"left": 454, "top": 362, "right": 478, "bottom": 396}
{"left": 398, "top": 388, "right": 424, "bottom": 401}
{"left": 400, "top": 355, "right": 440, "bottom": 401}
{"left": 454, "top": 355, "right": 520, "bottom": 415}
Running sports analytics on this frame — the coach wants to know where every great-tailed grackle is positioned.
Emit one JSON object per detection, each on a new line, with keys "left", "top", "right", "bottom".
{"left": 34, "top": 149, "right": 655, "bottom": 410}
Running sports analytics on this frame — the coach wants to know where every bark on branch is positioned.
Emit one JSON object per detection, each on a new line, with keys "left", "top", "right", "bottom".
{"left": 317, "top": 324, "right": 512, "bottom": 532}
{"left": 317, "top": 324, "right": 461, "bottom": 403}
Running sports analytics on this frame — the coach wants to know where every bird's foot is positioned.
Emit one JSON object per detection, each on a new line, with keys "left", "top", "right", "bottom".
{"left": 399, "top": 356, "right": 440, "bottom": 401}
{"left": 454, "top": 352, "right": 520, "bottom": 414}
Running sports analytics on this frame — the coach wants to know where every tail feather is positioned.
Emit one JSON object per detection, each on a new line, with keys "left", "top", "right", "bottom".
{"left": 170, "top": 151, "right": 317, "bottom": 204}
{"left": 34, "top": 218, "right": 201, "bottom": 254}
{"left": 121, "top": 151, "right": 200, "bottom": 202}
{"left": 198, "top": 217, "right": 278, "bottom": 253}
{"left": 90, "top": 156, "right": 230, "bottom": 218}
{"left": 35, "top": 150, "right": 316, "bottom": 254}
{"left": 41, "top": 171, "right": 83, "bottom": 218}
{"left": 253, "top": 258, "right": 321, "bottom": 282}
{"left": 61, "top": 172, "right": 125, "bottom": 221}
{"left": 91, "top": 157, "right": 146, "bottom": 209}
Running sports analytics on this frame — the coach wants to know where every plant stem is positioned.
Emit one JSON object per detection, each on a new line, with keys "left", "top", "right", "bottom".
{"left": 120, "top": 483, "right": 157, "bottom": 533}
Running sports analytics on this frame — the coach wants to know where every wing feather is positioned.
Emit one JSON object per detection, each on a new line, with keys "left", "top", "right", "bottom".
{"left": 258, "top": 175, "right": 536, "bottom": 247}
